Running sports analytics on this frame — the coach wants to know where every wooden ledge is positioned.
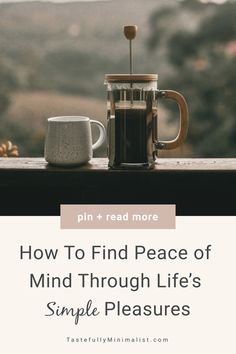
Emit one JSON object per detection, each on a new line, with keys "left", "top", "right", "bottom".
{"left": 0, "top": 158, "right": 235, "bottom": 216}
{"left": 0, "top": 157, "right": 236, "bottom": 171}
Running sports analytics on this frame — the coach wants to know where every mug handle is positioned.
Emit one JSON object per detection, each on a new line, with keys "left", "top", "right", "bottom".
{"left": 156, "top": 90, "right": 189, "bottom": 150}
{"left": 90, "top": 120, "right": 106, "bottom": 151}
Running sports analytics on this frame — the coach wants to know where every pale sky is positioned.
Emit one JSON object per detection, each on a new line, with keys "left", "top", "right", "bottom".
{"left": 0, "top": 0, "right": 110, "bottom": 2}
{"left": 200, "top": 0, "right": 227, "bottom": 3}
{"left": 0, "top": 0, "right": 228, "bottom": 3}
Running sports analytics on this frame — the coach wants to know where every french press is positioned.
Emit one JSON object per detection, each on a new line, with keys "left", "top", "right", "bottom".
{"left": 105, "top": 26, "right": 188, "bottom": 169}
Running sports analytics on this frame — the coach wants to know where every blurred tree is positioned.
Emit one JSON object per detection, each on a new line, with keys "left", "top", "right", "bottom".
{"left": 0, "top": 62, "right": 18, "bottom": 115}
{"left": 149, "top": 0, "right": 236, "bottom": 157}
{"left": 0, "top": 62, "right": 18, "bottom": 140}
{"left": 0, "top": 92, "right": 9, "bottom": 117}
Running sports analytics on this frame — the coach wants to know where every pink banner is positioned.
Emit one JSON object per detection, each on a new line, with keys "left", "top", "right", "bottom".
{"left": 61, "top": 205, "right": 176, "bottom": 229}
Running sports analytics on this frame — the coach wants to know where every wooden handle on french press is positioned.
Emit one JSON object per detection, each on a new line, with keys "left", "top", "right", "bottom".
{"left": 158, "top": 90, "right": 189, "bottom": 150}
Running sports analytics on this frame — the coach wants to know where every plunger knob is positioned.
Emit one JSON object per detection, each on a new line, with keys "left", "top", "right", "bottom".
{"left": 124, "top": 25, "right": 138, "bottom": 40}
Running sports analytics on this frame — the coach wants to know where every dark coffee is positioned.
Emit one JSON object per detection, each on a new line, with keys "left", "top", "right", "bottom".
{"left": 114, "top": 108, "right": 156, "bottom": 165}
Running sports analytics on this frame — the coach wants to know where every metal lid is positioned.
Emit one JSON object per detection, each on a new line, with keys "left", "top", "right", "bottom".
{"left": 105, "top": 74, "right": 158, "bottom": 83}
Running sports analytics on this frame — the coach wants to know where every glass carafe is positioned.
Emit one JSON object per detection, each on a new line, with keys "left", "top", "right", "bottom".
{"left": 105, "top": 74, "right": 188, "bottom": 169}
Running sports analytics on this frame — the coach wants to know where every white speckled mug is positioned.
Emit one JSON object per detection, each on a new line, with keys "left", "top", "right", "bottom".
{"left": 44, "top": 116, "right": 106, "bottom": 166}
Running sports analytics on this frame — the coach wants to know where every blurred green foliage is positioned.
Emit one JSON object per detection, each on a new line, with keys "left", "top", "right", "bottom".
{"left": 149, "top": 0, "right": 236, "bottom": 157}
{"left": 0, "top": 61, "right": 18, "bottom": 141}
{"left": 0, "top": 62, "right": 17, "bottom": 116}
